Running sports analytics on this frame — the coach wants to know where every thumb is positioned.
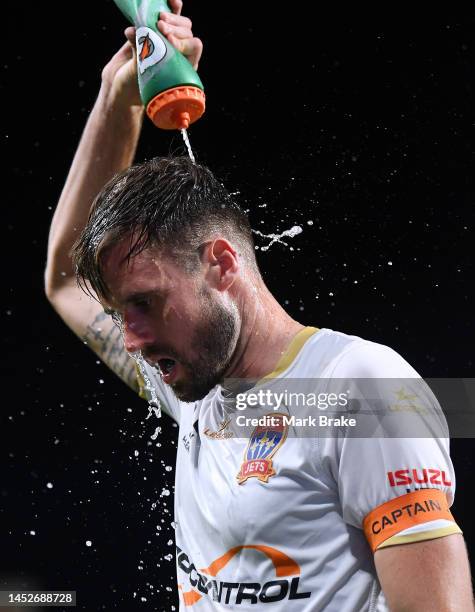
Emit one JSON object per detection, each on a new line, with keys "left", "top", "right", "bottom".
{"left": 124, "top": 26, "right": 136, "bottom": 47}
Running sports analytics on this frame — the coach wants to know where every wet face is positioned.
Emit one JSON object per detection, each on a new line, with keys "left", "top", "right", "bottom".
{"left": 100, "top": 241, "right": 240, "bottom": 402}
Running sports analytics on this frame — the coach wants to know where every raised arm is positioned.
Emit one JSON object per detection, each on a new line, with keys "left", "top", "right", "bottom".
{"left": 45, "top": 1, "right": 203, "bottom": 390}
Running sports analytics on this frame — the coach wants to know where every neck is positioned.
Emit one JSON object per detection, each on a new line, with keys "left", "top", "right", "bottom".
{"left": 224, "top": 276, "right": 305, "bottom": 382}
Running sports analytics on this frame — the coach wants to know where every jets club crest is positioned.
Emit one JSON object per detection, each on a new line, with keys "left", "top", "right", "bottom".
{"left": 237, "top": 413, "right": 288, "bottom": 484}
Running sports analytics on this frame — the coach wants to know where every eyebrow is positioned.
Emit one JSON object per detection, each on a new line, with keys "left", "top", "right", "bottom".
{"left": 103, "top": 290, "right": 160, "bottom": 315}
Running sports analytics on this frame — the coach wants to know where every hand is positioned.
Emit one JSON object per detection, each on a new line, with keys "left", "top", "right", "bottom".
{"left": 101, "top": 0, "right": 203, "bottom": 109}
{"left": 157, "top": 8, "right": 203, "bottom": 70}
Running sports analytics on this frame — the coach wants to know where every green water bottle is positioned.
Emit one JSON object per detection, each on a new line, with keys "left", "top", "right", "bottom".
{"left": 113, "top": 0, "right": 205, "bottom": 130}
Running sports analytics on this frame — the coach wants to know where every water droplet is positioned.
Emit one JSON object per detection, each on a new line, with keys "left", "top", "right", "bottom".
{"left": 253, "top": 225, "right": 303, "bottom": 251}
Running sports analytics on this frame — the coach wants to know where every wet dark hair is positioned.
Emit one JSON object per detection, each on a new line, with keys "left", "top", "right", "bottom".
{"left": 72, "top": 156, "right": 257, "bottom": 300}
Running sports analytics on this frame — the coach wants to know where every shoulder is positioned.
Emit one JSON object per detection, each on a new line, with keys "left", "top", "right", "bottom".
{"left": 315, "top": 328, "right": 420, "bottom": 379}
{"left": 300, "top": 327, "right": 419, "bottom": 378}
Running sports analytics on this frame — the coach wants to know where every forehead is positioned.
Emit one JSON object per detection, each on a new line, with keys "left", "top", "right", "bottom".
{"left": 100, "top": 240, "right": 176, "bottom": 304}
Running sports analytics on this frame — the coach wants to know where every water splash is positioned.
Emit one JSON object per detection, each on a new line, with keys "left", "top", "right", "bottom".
{"left": 181, "top": 128, "right": 195, "bottom": 163}
{"left": 129, "top": 351, "right": 162, "bottom": 421}
{"left": 150, "top": 425, "right": 161, "bottom": 441}
{"left": 253, "top": 225, "right": 303, "bottom": 251}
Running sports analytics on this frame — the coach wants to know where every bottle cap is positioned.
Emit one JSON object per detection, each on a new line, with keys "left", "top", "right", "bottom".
{"left": 146, "top": 86, "right": 205, "bottom": 130}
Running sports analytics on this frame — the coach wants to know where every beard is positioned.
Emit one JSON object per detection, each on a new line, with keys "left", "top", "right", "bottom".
{"left": 168, "top": 287, "right": 239, "bottom": 402}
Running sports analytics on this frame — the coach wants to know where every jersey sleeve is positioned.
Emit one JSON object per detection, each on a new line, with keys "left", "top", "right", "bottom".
{"left": 135, "top": 360, "right": 182, "bottom": 424}
{"left": 319, "top": 340, "right": 462, "bottom": 553}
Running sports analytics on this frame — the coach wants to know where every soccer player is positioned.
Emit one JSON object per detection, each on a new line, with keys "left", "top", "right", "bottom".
{"left": 45, "top": 3, "right": 474, "bottom": 609}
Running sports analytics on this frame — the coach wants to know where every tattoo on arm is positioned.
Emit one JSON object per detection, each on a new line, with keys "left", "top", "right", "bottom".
{"left": 83, "top": 311, "right": 137, "bottom": 389}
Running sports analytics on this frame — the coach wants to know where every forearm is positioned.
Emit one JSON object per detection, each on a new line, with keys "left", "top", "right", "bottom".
{"left": 45, "top": 85, "right": 144, "bottom": 297}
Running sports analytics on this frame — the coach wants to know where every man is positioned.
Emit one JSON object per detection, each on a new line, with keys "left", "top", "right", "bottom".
{"left": 45, "top": 3, "right": 474, "bottom": 610}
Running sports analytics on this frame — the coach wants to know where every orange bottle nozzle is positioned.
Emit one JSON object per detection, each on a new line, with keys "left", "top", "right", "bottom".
{"left": 146, "top": 85, "right": 205, "bottom": 130}
{"left": 178, "top": 112, "right": 190, "bottom": 130}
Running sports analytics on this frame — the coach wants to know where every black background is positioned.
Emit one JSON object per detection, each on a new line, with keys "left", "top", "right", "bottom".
{"left": 2, "top": 3, "right": 475, "bottom": 610}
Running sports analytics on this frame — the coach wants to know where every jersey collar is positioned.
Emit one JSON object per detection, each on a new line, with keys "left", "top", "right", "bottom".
{"left": 257, "top": 326, "right": 320, "bottom": 383}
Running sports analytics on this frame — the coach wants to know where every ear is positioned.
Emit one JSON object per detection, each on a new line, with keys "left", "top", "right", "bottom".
{"left": 201, "top": 238, "right": 238, "bottom": 291}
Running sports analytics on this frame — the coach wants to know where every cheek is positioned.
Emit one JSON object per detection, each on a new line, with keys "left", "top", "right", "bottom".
{"left": 162, "top": 302, "right": 174, "bottom": 323}
{"left": 162, "top": 298, "right": 198, "bottom": 327}
{"left": 124, "top": 313, "right": 154, "bottom": 341}
{"left": 165, "top": 282, "right": 205, "bottom": 326}
{"left": 162, "top": 276, "right": 208, "bottom": 329}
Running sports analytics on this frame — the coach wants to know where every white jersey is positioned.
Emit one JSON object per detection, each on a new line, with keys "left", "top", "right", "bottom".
{"left": 138, "top": 327, "right": 461, "bottom": 611}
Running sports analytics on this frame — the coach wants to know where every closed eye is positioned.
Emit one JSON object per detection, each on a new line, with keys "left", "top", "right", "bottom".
{"left": 126, "top": 291, "right": 162, "bottom": 313}
{"left": 132, "top": 297, "right": 152, "bottom": 311}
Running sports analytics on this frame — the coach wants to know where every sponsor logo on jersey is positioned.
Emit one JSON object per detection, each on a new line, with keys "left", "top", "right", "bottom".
{"left": 387, "top": 468, "right": 452, "bottom": 487}
{"left": 204, "top": 418, "right": 234, "bottom": 439}
{"left": 135, "top": 26, "right": 167, "bottom": 75}
{"left": 177, "top": 544, "right": 311, "bottom": 605}
{"left": 237, "top": 413, "right": 288, "bottom": 484}
{"left": 182, "top": 429, "right": 196, "bottom": 453}
{"left": 389, "top": 386, "right": 427, "bottom": 414}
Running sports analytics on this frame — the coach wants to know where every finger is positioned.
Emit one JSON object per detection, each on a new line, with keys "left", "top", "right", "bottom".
{"left": 124, "top": 26, "right": 136, "bottom": 46}
{"left": 114, "top": 39, "right": 134, "bottom": 62}
{"left": 158, "top": 21, "right": 193, "bottom": 40}
{"left": 168, "top": 0, "right": 183, "bottom": 15}
{"left": 159, "top": 11, "right": 192, "bottom": 30}
{"left": 168, "top": 35, "right": 203, "bottom": 70}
